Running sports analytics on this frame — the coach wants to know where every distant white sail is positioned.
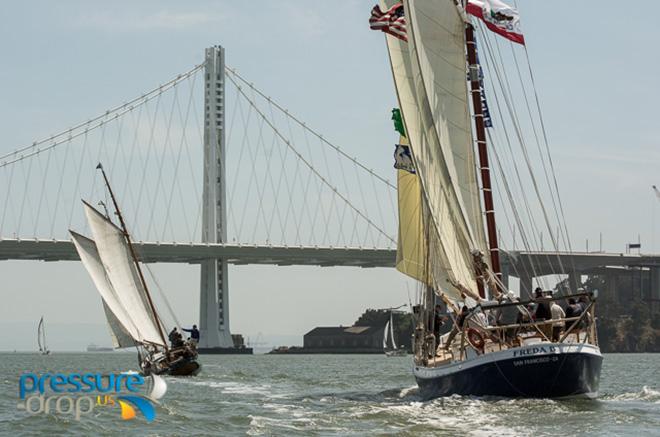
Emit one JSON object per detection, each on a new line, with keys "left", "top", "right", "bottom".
{"left": 389, "top": 312, "right": 397, "bottom": 349}
{"left": 37, "top": 316, "right": 46, "bottom": 352}
{"left": 383, "top": 0, "right": 487, "bottom": 299}
{"left": 383, "top": 319, "right": 390, "bottom": 349}
{"left": 80, "top": 202, "right": 165, "bottom": 347}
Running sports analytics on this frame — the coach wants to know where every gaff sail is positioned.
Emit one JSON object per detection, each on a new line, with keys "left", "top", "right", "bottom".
{"left": 102, "top": 300, "right": 135, "bottom": 349}
{"left": 70, "top": 230, "right": 142, "bottom": 348}
{"left": 382, "top": 0, "right": 488, "bottom": 299}
{"left": 76, "top": 202, "right": 166, "bottom": 347}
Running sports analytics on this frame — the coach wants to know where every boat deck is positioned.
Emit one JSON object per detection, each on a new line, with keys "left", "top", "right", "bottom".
{"left": 426, "top": 331, "right": 587, "bottom": 367}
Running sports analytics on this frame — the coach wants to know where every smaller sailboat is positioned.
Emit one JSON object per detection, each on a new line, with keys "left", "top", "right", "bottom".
{"left": 37, "top": 316, "right": 50, "bottom": 355}
{"left": 383, "top": 311, "right": 406, "bottom": 357}
{"left": 70, "top": 164, "right": 201, "bottom": 376}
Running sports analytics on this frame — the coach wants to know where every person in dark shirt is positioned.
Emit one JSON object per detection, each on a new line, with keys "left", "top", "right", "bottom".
{"left": 182, "top": 325, "right": 200, "bottom": 343}
{"left": 534, "top": 288, "right": 551, "bottom": 320}
{"left": 533, "top": 288, "right": 552, "bottom": 340}
{"left": 565, "top": 298, "right": 581, "bottom": 319}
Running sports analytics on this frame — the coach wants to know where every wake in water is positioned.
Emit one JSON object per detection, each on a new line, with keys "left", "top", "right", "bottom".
{"left": 603, "top": 386, "right": 660, "bottom": 402}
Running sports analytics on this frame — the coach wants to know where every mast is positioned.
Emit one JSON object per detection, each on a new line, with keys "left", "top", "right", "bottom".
{"left": 465, "top": 23, "right": 502, "bottom": 294}
{"left": 96, "top": 163, "right": 169, "bottom": 350}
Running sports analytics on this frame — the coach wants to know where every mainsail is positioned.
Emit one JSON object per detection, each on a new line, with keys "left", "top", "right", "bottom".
{"left": 70, "top": 230, "right": 143, "bottom": 347}
{"left": 382, "top": 0, "right": 489, "bottom": 299}
{"left": 37, "top": 316, "right": 47, "bottom": 353}
{"left": 71, "top": 203, "right": 166, "bottom": 347}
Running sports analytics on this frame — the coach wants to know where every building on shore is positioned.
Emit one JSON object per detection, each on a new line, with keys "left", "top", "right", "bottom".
{"left": 302, "top": 326, "right": 385, "bottom": 353}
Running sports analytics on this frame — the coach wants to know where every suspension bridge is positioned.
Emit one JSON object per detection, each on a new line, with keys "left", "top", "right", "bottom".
{"left": 0, "top": 46, "right": 400, "bottom": 351}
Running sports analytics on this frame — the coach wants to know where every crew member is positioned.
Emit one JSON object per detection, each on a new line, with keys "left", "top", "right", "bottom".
{"left": 182, "top": 324, "right": 200, "bottom": 344}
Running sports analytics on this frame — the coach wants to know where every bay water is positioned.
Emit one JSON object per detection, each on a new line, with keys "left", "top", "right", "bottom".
{"left": 1, "top": 352, "right": 658, "bottom": 436}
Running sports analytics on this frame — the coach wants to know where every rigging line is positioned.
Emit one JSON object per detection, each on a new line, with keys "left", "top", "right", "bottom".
{"left": 68, "top": 131, "right": 89, "bottom": 231}
{"left": 264, "top": 101, "right": 297, "bottom": 244}
{"left": 234, "top": 92, "right": 258, "bottom": 242}
{"left": 479, "top": 27, "right": 566, "bottom": 285}
{"left": 509, "top": 43, "right": 573, "bottom": 259}
{"left": 0, "top": 161, "right": 17, "bottom": 237}
{"left": 162, "top": 73, "right": 197, "bottom": 242}
{"left": 489, "top": 131, "right": 537, "bottom": 296}
{"left": 49, "top": 139, "right": 71, "bottom": 237}
{"left": 226, "top": 73, "right": 395, "bottom": 244}
{"left": 283, "top": 109, "right": 318, "bottom": 246}
{"left": 249, "top": 98, "right": 276, "bottom": 244}
{"left": 119, "top": 105, "right": 143, "bottom": 227}
{"left": 298, "top": 129, "right": 320, "bottom": 245}
{"left": 508, "top": 46, "right": 577, "bottom": 284}
{"left": 226, "top": 86, "right": 248, "bottom": 240}
{"left": 225, "top": 67, "right": 396, "bottom": 190}
{"left": 481, "top": 61, "right": 548, "bottom": 290}
{"left": 32, "top": 147, "right": 54, "bottom": 237}
{"left": 521, "top": 39, "right": 576, "bottom": 259}
{"left": 479, "top": 36, "right": 543, "bottom": 280}
{"left": 131, "top": 92, "right": 163, "bottom": 238}
{"left": 146, "top": 83, "right": 180, "bottom": 241}
{"left": 143, "top": 264, "right": 182, "bottom": 330}
{"left": 0, "top": 64, "right": 203, "bottom": 162}
{"left": 16, "top": 150, "right": 36, "bottom": 237}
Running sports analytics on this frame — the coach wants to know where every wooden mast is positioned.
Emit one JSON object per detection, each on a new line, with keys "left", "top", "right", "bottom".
{"left": 465, "top": 23, "right": 502, "bottom": 296}
{"left": 96, "top": 163, "right": 169, "bottom": 350}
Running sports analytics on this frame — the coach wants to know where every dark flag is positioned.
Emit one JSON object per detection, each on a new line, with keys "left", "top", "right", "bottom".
{"left": 369, "top": 3, "right": 407, "bottom": 42}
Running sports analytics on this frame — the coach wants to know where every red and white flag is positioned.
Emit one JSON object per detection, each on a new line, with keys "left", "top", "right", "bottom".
{"left": 369, "top": 2, "right": 407, "bottom": 42}
{"left": 466, "top": 0, "right": 525, "bottom": 45}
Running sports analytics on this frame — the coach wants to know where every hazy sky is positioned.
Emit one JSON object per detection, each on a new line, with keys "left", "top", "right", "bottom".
{"left": 1, "top": 1, "right": 659, "bottom": 351}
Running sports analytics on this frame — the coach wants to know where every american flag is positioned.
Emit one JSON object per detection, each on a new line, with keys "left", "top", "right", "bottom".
{"left": 369, "top": 3, "right": 407, "bottom": 42}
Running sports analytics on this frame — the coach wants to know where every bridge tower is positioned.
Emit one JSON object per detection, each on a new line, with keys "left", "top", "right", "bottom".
{"left": 199, "top": 45, "right": 233, "bottom": 350}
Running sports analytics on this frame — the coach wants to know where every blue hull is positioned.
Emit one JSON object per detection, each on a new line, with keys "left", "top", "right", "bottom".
{"left": 414, "top": 343, "right": 602, "bottom": 399}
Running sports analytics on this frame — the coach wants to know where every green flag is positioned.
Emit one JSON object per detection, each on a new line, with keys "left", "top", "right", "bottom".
{"left": 391, "top": 108, "right": 406, "bottom": 138}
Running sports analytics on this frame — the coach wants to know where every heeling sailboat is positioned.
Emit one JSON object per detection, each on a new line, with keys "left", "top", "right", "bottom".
{"left": 374, "top": 0, "right": 602, "bottom": 398}
{"left": 70, "top": 164, "right": 201, "bottom": 376}
{"left": 37, "top": 316, "right": 50, "bottom": 355}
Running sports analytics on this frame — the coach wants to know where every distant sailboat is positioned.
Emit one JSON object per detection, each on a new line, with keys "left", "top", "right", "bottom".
{"left": 37, "top": 316, "right": 50, "bottom": 355}
{"left": 383, "top": 311, "right": 406, "bottom": 357}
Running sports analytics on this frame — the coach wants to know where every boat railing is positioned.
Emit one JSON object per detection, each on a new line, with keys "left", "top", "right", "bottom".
{"left": 450, "top": 293, "right": 598, "bottom": 360}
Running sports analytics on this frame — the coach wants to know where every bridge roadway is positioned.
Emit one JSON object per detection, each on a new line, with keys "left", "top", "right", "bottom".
{"left": 3, "top": 238, "right": 660, "bottom": 273}
{"left": 0, "top": 238, "right": 396, "bottom": 268}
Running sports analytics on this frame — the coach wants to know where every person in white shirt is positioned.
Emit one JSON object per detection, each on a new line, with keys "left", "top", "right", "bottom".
{"left": 550, "top": 301, "right": 566, "bottom": 342}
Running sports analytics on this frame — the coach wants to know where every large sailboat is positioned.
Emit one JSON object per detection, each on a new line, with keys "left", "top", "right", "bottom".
{"left": 372, "top": 0, "right": 602, "bottom": 398}
{"left": 37, "top": 316, "right": 50, "bottom": 355}
{"left": 70, "top": 164, "right": 201, "bottom": 376}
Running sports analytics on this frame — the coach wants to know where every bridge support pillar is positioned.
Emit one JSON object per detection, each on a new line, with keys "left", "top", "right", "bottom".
{"left": 199, "top": 45, "right": 233, "bottom": 349}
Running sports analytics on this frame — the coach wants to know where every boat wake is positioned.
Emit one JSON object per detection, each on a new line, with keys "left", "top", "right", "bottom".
{"left": 603, "top": 386, "right": 660, "bottom": 403}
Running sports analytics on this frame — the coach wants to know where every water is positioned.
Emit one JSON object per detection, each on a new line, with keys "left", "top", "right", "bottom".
{"left": 1, "top": 353, "right": 658, "bottom": 436}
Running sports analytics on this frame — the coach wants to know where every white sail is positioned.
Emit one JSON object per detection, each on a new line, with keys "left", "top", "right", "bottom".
{"left": 80, "top": 202, "right": 166, "bottom": 347}
{"left": 71, "top": 230, "right": 146, "bottom": 347}
{"left": 389, "top": 312, "right": 397, "bottom": 349}
{"left": 383, "top": 319, "right": 390, "bottom": 349}
{"left": 102, "top": 300, "right": 135, "bottom": 349}
{"left": 37, "top": 317, "right": 46, "bottom": 352}
{"left": 383, "top": 0, "right": 486, "bottom": 299}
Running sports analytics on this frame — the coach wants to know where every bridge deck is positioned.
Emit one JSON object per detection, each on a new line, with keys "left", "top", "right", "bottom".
{"left": 0, "top": 238, "right": 397, "bottom": 268}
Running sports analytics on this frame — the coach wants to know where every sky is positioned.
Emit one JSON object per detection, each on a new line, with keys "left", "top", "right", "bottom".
{"left": 0, "top": 1, "right": 659, "bottom": 351}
